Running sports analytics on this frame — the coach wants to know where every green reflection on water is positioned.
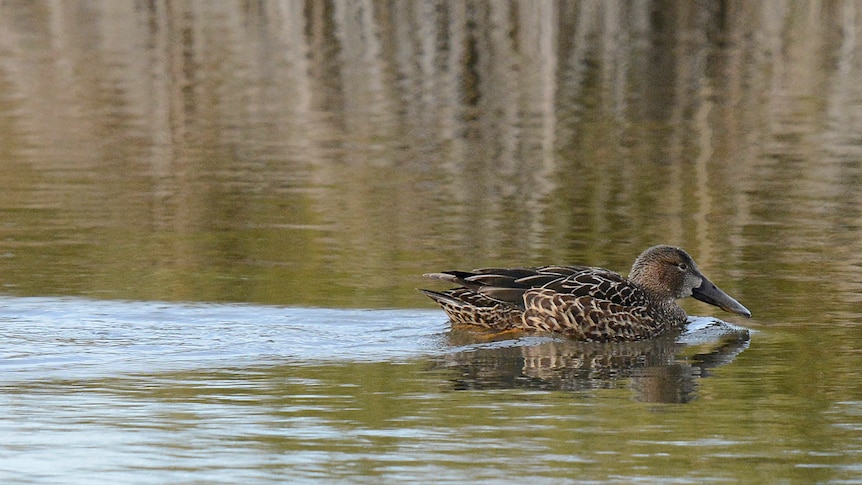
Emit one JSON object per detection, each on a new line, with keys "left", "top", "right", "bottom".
{"left": 2, "top": 0, "right": 857, "bottom": 322}
{"left": 8, "top": 353, "right": 855, "bottom": 483}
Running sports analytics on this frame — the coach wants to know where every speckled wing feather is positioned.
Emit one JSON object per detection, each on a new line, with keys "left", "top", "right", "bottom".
{"left": 427, "top": 266, "right": 609, "bottom": 307}
{"left": 545, "top": 268, "right": 649, "bottom": 308}
{"left": 456, "top": 266, "right": 649, "bottom": 308}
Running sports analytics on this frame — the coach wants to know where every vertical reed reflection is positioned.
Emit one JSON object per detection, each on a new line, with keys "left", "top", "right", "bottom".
{"left": 0, "top": 1, "right": 860, "bottom": 310}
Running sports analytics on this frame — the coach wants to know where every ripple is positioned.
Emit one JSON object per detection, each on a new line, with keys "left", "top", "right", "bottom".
{"left": 0, "top": 296, "right": 446, "bottom": 380}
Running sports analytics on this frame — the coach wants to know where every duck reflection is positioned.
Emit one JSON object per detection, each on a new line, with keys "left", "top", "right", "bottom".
{"left": 435, "top": 317, "right": 750, "bottom": 403}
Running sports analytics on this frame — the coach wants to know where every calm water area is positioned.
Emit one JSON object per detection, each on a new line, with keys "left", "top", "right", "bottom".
{"left": 2, "top": 1, "right": 862, "bottom": 483}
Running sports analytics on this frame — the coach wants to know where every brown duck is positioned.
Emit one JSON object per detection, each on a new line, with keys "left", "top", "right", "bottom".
{"left": 421, "top": 245, "right": 751, "bottom": 341}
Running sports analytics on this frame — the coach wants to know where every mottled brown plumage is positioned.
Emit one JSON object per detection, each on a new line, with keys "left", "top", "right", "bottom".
{"left": 421, "top": 245, "right": 751, "bottom": 342}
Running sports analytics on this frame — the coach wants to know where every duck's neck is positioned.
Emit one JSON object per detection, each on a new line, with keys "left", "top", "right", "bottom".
{"left": 655, "top": 298, "right": 687, "bottom": 327}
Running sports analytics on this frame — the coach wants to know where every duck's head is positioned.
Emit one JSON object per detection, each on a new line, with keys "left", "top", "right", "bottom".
{"left": 629, "top": 245, "right": 751, "bottom": 318}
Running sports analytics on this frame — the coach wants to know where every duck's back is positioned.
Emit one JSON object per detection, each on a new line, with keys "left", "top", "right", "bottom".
{"left": 422, "top": 265, "right": 683, "bottom": 341}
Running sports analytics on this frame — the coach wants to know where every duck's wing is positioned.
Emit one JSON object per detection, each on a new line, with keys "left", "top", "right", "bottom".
{"left": 424, "top": 266, "right": 576, "bottom": 306}
{"left": 546, "top": 268, "right": 649, "bottom": 308}
{"left": 424, "top": 266, "right": 645, "bottom": 309}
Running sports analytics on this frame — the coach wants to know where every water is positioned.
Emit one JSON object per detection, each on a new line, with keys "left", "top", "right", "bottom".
{"left": 0, "top": 297, "right": 754, "bottom": 483}
{"left": 2, "top": 0, "right": 862, "bottom": 483}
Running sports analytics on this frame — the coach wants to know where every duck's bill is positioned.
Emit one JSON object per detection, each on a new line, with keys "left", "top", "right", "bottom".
{"left": 692, "top": 277, "right": 752, "bottom": 318}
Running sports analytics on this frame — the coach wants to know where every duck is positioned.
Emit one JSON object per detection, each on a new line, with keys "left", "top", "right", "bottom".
{"left": 420, "top": 245, "right": 751, "bottom": 341}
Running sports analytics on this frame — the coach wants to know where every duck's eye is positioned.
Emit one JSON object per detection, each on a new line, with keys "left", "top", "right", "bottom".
{"left": 677, "top": 263, "right": 688, "bottom": 271}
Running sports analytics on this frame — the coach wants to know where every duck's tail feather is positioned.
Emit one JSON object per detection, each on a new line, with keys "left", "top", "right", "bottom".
{"left": 419, "top": 288, "right": 523, "bottom": 329}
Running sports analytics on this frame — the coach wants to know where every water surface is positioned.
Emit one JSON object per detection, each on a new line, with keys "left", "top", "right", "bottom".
{"left": 0, "top": 297, "right": 761, "bottom": 484}
{"left": 1, "top": 1, "right": 862, "bottom": 483}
